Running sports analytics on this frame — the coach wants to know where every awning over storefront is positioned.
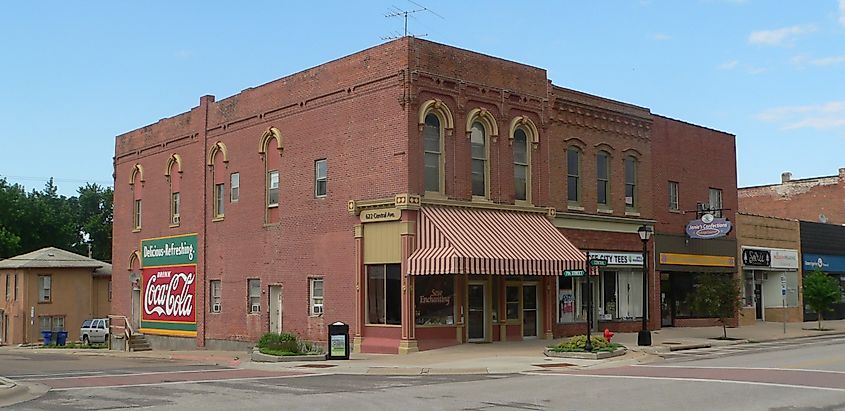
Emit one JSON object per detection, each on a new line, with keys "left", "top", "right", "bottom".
{"left": 407, "top": 206, "right": 585, "bottom": 276}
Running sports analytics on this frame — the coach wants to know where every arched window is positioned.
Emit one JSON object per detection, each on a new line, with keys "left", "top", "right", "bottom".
{"left": 596, "top": 151, "right": 610, "bottom": 206}
{"left": 423, "top": 113, "right": 443, "bottom": 194}
{"left": 625, "top": 155, "right": 637, "bottom": 209}
{"left": 166, "top": 154, "right": 182, "bottom": 226}
{"left": 470, "top": 121, "right": 488, "bottom": 198}
{"left": 259, "top": 127, "right": 283, "bottom": 224}
{"left": 566, "top": 147, "right": 581, "bottom": 204}
{"left": 129, "top": 164, "right": 144, "bottom": 231}
{"left": 513, "top": 128, "right": 530, "bottom": 202}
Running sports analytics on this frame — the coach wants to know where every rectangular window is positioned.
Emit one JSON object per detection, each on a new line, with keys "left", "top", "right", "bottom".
{"left": 366, "top": 264, "right": 401, "bottom": 325}
{"left": 170, "top": 192, "right": 181, "bottom": 225}
{"left": 415, "top": 276, "right": 455, "bottom": 325}
{"left": 267, "top": 170, "right": 280, "bottom": 207}
{"left": 4, "top": 274, "right": 9, "bottom": 301}
{"left": 230, "top": 172, "right": 240, "bottom": 203}
{"left": 310, "top": 278, "right": 324, "bottom": 316}
{"left": 108, "top": 280, "right": 112, "bottom": 302}
{"left": 38, "top": 275, "right": 51, "bottom": 303}
{"left": 315, "top": 159, "right": 327, "bottom": 198}
{"left": 625, "top": 157, "right": 637, "bottom": 208}
{"left": 133, "top": 199, "right": 142, "bottom": 230}
{"left": 248, "top": 279, "right": 261, "bottom": 313}
{"left": 709, "top": 188, "right": 723, "bottom": 217}
{"left": 214, "top": 183, "right": 225, "bottom": 218}
{"left": 567, "top": 148, "right": 580, "bottom": 202}
{"left": 506, "top": 285, "right": 520, "bottom": 321}
{"left": 38, "top": 316, "right": 65, "bottom": 332}
{"left": 596, "top": 152, "right": 609, "bottom": 205}
{"left": 669, "top": 181, "right": 680, "bottom": 211}
{"left": 210, "top": 280, "right": 221, "bottom": 312}
{"left": 491, "top": 279, "right": 499, "bottom": 323}
{"left": 13, "top": 274, "right": 17, "bottom": 301}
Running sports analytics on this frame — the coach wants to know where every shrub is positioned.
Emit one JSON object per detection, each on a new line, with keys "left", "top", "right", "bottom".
{"left": 257, "top": 332, "right": 300, "bottom": 353}
{"left": 548, "top": 335, "right": 622, "bottom": 352}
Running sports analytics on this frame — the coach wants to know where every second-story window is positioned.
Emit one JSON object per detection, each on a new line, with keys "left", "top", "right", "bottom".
{"left": 470, "top": 121, "right": 488, "bottom": 198}
{"left": 214, "top": 183, "right": 225, "bottom": 218}
{"left": 567, "top": 147, "right": 581, "bottom": 203}
{"left": 513, "top": 128, "right": 529, "bottom": 202}
{"left": 625, "top": 156, "right": 637, "bottom": 209}
{"left": 315, "top": 159, "right": 327, "bottom": 197}
{"left": 38, "top": 274, "right": 51, "bottom": 303}
{"left": 423, "top": 113, "right": 443, "bottom": 194}
{"left": 709, "top": 188, "right": 723, "bottom": 217}
{"left": 267, "top": 170, "right": 280, "bottom": 207}
{"left": 669, "top": 181, "right": 680, "bottom": 211}
{"left": 133, "top": 199, "right": 142, "bottom": 230}
{"left": 230, "top": 173, "right": 240, "bottom": 202}
{"left": 597, "top": 151, "right": 610, "bottom": 206}
{"left": 171, "top": 192, "right": 181, "bottom": 225}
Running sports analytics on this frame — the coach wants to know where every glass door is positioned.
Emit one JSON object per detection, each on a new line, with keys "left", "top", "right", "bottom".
{"left": 522, "top": 284, "right": 538, "bottom": 338}
{"left": 467, "top": 283, "right": 486, "bottom": 342}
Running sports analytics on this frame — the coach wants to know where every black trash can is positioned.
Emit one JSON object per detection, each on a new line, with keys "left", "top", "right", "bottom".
{"left": 326, "top": 321, "right": 350, "bottom": 360}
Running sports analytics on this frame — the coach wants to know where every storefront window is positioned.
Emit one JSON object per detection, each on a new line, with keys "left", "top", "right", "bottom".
{"left": 558, "top": 277, "right": 576, "bottom": 323}
{"left": 670, "top": 273, "right": 727, "bottom": 318}
{"left": 415, "top": 276, "right": 454, "bottom": 326}
{"left": 491, "top": 280, "right": 499, "bottom": 323}
{"left": 506, "top": 285, "right": 520, "bottom": 320}
{"left": 367, "top": 264, "right": 401, "bottom": 325}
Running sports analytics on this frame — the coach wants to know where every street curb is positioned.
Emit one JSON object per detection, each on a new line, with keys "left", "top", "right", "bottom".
{"left": 745, "top": 331, "right": 845, "bottom": 344}
{"left": 0, "top": 378, "right": 50, "bottom": 408}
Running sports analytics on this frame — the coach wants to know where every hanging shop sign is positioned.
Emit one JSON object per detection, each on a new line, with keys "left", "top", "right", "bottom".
{"left": 140, "top": 234, "right": 198, "bottom": 337}
{"left": 685, "top": 214, "right": 732, "bottom": 239}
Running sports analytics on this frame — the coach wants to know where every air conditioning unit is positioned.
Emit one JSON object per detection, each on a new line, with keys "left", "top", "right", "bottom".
{"left": 251, "top": 303, "right": 261, "bottom": 313}
{"left": 625, "top": 196, "right": 633, "bottom": 206}
{"left": 212, "top": 303, "right": 221, "bottom": 313}
{"left": 172, "top": 214, "right": 180, "bottom": 225}
{"left": 313, "top": 304, "right": 323, "bottom": 315}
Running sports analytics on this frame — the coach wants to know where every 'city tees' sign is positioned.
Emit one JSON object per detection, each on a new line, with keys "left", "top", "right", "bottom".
{"left": 141, "top": 234, "right": 198, "bottom": 337}
{"left": 685, "top": 217, "right": 732, "bottom": 239}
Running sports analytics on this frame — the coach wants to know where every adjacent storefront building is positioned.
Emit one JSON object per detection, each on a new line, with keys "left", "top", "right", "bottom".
{"left": 800, "top": 221, "right": 845, "bottom": 321}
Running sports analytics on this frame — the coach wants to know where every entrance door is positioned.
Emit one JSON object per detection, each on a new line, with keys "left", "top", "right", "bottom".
{"left": 754, "top": 283, "right": 763, "bottom": 320}
{"left": 660, "top": 273, "right": 673, "bottom": 327}
{"left": 269, "top": 285, "right": 283, "bottom": 334}
{"left": 467, "top": 283, "right": 486, "bottom": 342}
{"left": 131, "top": 288, "right": 141, "bottom": 329}
{"left": 522, "top": 284, "right": 538, "bottom": 338}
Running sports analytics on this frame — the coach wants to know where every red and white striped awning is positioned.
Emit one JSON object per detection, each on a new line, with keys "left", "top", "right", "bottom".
{"left": 407, "top": 206, "right": 585, "bottom": 276}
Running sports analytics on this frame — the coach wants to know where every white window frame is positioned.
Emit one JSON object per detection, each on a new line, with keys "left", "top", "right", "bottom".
{"left": 210, "top": 280, "right": 221, "bottom": 313}
{"left": 170, "top": 191, "right": 181, "bottom": 225}
{"left": 315, "top": 159, "right": 327, "bottom": 198}
{"left": 310, "top": 278, "right": 324, "bottom": 316}
{"left": 133, "top": 199, "right": 142, "bottom": 230}
{"left": 669, "top": 181, "right": 680, "bottom": 211}
{"left": 214, "top": 183, "right": 225, "bottom": 218}
{"left": 230, "top": 172, "right": 240, "bottom": 202}
{"left": 38, "top": 274, "right": 51, "bottom": 303}
{"left": 267, "top": 170, "right": 280, "bottom": 207}
{"left": 248, "top": 279, "right": 261, "bottom": 313}
{"left": 709, "top": 188, "right": 723, "bottom": 217}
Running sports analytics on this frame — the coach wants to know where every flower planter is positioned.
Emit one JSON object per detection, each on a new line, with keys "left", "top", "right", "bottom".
{"left": 251, "top": 348, "right": 327, "bottom": 362}
{"left": 543, "top": 347, "right": 627, "bottom": 360}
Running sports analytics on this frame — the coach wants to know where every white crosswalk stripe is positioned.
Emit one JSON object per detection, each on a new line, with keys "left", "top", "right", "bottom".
{"left": 659, "top": 334, "right": 845, "bottom": 362}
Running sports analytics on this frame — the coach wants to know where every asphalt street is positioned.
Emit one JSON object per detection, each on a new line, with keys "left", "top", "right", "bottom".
{"left": 2, "top": 335, "right": 844, "bottom": 411}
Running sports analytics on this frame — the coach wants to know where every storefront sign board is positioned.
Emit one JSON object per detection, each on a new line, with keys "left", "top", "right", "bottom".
{"left": 140, "top": 234, "right": 198, "bottom": 337}
{"left": 585, "top": 251, "right": 643, "bottom": 266}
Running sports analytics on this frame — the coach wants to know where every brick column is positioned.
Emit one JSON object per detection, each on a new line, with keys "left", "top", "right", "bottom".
{"left": 352, "top": 225, "right": 364, "bottom": 353}
{"left": 398, "top": 220, "right": 418, "bottom": 354}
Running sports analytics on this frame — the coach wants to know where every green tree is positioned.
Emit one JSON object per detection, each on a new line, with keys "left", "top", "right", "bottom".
{"left": 691, "top": 274, "right": 743, "bottom": 339}
{"left": 76, "top": 183, "right": 113, "bottom": 262}
{"left": 803, "top": 268, "right": 842, "bottom": 330}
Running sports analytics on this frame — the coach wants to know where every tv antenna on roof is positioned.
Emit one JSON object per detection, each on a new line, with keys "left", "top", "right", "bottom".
{"left": 382, "top": 0, "right": 444, "bottom": 40}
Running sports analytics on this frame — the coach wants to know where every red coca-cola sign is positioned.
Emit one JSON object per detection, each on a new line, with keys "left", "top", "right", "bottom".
{"left": 141, "top": 265, "right": 196, "bottom": 331}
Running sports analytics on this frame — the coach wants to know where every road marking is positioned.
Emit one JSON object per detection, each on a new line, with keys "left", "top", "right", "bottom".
{"left": 635, "top": 365, "right": 845, "bottom": 374}
{"left": 50, "top": 372, "right": 330, "bottom": 391}
{"left": 520, "top": 372, "right": 845, "bottom": 392}
{"left": 29, "top": 367, "right": 231, "bottom": 381}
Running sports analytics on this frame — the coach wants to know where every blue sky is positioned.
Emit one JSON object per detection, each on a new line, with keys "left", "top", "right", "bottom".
{"left": 1, "top": 1, "right": 843, "bottom": 197}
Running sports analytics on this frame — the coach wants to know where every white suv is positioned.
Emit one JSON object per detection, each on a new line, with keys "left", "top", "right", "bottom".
{"left": 80, "top": 318, "right": 109, "bottom": 344}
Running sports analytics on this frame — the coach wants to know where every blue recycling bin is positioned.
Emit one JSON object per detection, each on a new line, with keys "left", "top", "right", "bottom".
{"left": 56, "top": 331, "right": 68, "bottom": 346}
{"left": 41, "top": 330, "right": 53, "bottom": 346}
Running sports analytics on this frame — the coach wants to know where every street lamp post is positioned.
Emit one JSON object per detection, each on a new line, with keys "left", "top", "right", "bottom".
{"left": 638, "top": 225, "right": 653, "bottom": 346}
{"left": 584, "top": 252, "right": 592, "bottom": 352}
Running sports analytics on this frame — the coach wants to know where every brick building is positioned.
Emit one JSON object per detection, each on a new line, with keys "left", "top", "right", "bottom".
{"left": 739, "top": 169, "right": 845, "bottom": 225}
{"left": 650, "top": 115, "right": 739, "bottom": 328}
{"left": 112, "top": 38, "right": 737, "bottom": 353}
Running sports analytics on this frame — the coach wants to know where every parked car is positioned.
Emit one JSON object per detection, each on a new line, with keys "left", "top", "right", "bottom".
{"left": 80, "top": 318, "right": 109, "bottom": 344}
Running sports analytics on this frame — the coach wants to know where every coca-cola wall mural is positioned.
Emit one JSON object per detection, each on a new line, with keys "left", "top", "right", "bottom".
{"left": 140, "top": 234, "right": 198, "bottom": 337}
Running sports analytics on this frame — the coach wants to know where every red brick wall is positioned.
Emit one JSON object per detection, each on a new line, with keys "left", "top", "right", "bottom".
{"left": 651, "top": 115, "right": 738, "bottom": 236}
{"left": 738, "top": 170, "right": 845, "bottom": 225}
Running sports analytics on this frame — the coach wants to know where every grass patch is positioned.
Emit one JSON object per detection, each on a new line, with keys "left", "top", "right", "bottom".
{"left": 259, "top": 347, "right": 310, "bottom": 356}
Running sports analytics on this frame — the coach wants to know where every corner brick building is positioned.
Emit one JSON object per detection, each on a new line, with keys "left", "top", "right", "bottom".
{"left": 739, "top": 169, "right": 845, "bottom": 225}
{"left": 112, "top": 38, "right": 737, "bottom": 353}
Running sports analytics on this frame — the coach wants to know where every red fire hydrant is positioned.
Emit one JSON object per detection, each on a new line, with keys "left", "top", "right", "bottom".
{"left": 603, "top": 328, "right": 614, "bottom": 342}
